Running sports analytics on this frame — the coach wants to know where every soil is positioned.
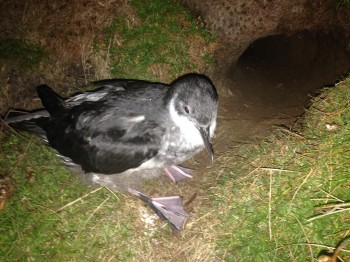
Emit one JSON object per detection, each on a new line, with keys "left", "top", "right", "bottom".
{"left": 209, "top": 30, "right": 350, "bottom": 153}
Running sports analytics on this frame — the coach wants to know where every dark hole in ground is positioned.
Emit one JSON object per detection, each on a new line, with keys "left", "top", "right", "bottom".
{"left": 229, "top": 30, "right": 350, "bottom": 121}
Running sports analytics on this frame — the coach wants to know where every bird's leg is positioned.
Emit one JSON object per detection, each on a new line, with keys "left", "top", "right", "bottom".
{"left": 163, "top": 165, "right": 193, "bottom": 183}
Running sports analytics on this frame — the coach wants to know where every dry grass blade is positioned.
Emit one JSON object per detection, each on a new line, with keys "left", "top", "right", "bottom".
{"left": 308, "top": 203, "right": 350, "bottom": 222}
{"left": 268, "top": 171, "right": 273, "bottom": 240}
{"left": 186, "top": 211, "right": 212, "bottom": 228}
{"left": 276, "top": 243, "right": 350, "bottom": 253}
{"left": 104, "top": 186, "right": 121, "bottom": 200}
{"left": 56, "top": 187, "right": 103, "bottom": 212}
{"left": 291, "top": 168, "right": 315, "bottom": 203}
{"left": 278, "top": 127, "right": 305, "bottom": 139}
{"left": 316, "top": 188, "right": 346, "bottom": 203}
{"left": 83, "top": 196, "right": 110, "bottom": 227}
{"left": 9, "top": 135, "right": 34, "bottom": 175}
{"left": 315, "top": 203, "right": 350, "bottom": 210}
{"left": 292, "top": 214, "right": 314, "bottom": 261}
{"left": 35, "top": 203, "right": 68, "bottom": 223}
{"left": 258, "top": 167, "right": 297, "bottom": 173}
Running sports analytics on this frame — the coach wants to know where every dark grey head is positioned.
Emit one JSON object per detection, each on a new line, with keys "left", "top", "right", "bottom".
{"left": 167, "top": 73, "right": 218, "bottom": 161}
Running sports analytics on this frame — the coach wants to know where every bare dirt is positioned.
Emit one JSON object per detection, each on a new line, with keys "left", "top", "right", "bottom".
{"left": 211, "top": 30, "right": 350, "bottom": 153}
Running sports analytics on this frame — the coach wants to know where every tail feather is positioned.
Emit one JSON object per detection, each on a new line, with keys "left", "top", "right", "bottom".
{"left": 7, "top": 119, "right": 47, "bottom": 139}
{"left": 3, "top": 84, "right": 65, "bottom": 140}
{"left": 4, "top": 111, "right": 48, "bottom": 139}
{"left": 5, "top": 110, "right": 49, "bottom": 124}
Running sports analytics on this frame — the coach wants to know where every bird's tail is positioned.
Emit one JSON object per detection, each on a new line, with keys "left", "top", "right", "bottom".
{"left": 5, "top": 110, "right": 49, "bottom": 124}
{"left": 3, "top": 110, "right": 48, "bottom": 139}
{"left": 3, "top": 84, "right": 64, "bottom": 139}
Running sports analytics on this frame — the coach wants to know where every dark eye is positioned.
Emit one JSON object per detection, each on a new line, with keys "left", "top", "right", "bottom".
{"left": 183, "top": 105, "right": 190, "bottom": 114}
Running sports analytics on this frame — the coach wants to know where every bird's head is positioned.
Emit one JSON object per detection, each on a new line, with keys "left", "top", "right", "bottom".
{"left": 168, "top": 74, "right": 218, "bottom": 162}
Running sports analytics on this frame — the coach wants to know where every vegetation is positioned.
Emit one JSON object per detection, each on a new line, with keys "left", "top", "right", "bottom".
{"left": 214, "top": 79, "right": 350, "bottom": 261}
{"left": 338, "top": 0, "right": 350, "bottom": 7}
{"left": 0, "top": 39, "right": 46, "bottom": 69}
{"left": 0, "top": 134, "right": 138, "bottom": 260}
{"left": 1, "top": 0, "right": 350, "bottom": 261}
{"left": 102, "top": 0, "right": 215, "bottom": 81}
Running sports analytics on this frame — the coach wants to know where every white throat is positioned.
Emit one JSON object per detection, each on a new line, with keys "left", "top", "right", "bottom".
{"left": 168, "top": 99, "right": 203, "bottom": 147}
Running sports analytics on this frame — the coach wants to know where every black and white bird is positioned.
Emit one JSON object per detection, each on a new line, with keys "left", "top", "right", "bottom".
{"left": 5, "top": 73, "right": 218, "bottom": 230}
{"left": 6, "top": 74, "right": 218, "bottom": 180}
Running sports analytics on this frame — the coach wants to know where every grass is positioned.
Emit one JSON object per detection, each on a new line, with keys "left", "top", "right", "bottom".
{"left": 101, "top": 0, "right": 215, "bottom": 81}
{"left": 0, "top": 39, "right": 46, "bottom": 69}
{"left": 0, "top": 133, "right": 141, "bottom": 261}
{"left": 213, "top": 79, "right": 350, "bottom": 261}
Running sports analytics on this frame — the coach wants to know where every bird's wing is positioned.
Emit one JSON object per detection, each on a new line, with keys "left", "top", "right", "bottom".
{"left": 66, "top": 80, "right": 166, "bottom": 107}
{"left": 45, "top": 102, "right": 166, "bottom": 174}
{"left": 8, "top": 82, "right": 168, "bottom": 174}
{"left": 65, "top": 85, "right": 123, "bottom": 107}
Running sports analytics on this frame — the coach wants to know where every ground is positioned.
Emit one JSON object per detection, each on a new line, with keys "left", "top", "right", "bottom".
{"left": 1, "top": 0, "right": 350, "bottom": 260}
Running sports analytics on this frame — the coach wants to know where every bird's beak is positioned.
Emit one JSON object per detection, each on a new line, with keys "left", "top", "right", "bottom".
{"left": 198, "top": 126, "right": 214, "bottom": 162}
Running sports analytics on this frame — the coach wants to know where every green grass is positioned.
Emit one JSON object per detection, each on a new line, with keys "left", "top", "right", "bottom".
{"left": 0, "top": 39, "right": 46, "bottom": 69}
{"left": 214, "top": 79, "right": 350, "bottom": 261}
{"left": 101, "top": 0, "right": 214, "bottom": 81}
{"left": 0, "top": 133, "right": 139, "bottom": 261}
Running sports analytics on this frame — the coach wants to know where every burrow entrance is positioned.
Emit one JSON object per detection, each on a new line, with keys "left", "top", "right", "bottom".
{"left": 232, "top": 30, "right": 350, "bottom": 118}
{"left": 213, "top": 30, "right": 350, "bottom": 148}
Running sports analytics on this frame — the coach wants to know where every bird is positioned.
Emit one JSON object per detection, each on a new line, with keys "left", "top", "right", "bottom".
{"left": 5, "top": 73, "right": 219, "bottom": 230}
{"left": 6, "top": 73, "right": 218, "bottom": 179}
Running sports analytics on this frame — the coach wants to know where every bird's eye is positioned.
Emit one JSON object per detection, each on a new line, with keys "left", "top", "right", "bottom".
{"left": 183, "top": 105, "right": 190, "bottom": 114}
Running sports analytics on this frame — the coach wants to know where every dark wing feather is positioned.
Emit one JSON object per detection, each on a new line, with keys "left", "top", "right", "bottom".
{"left": 40, "top": 96, "right": 166, "bottom": 174}
{"left": 7, "top": 80, "right": 169, "bottom": 174}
